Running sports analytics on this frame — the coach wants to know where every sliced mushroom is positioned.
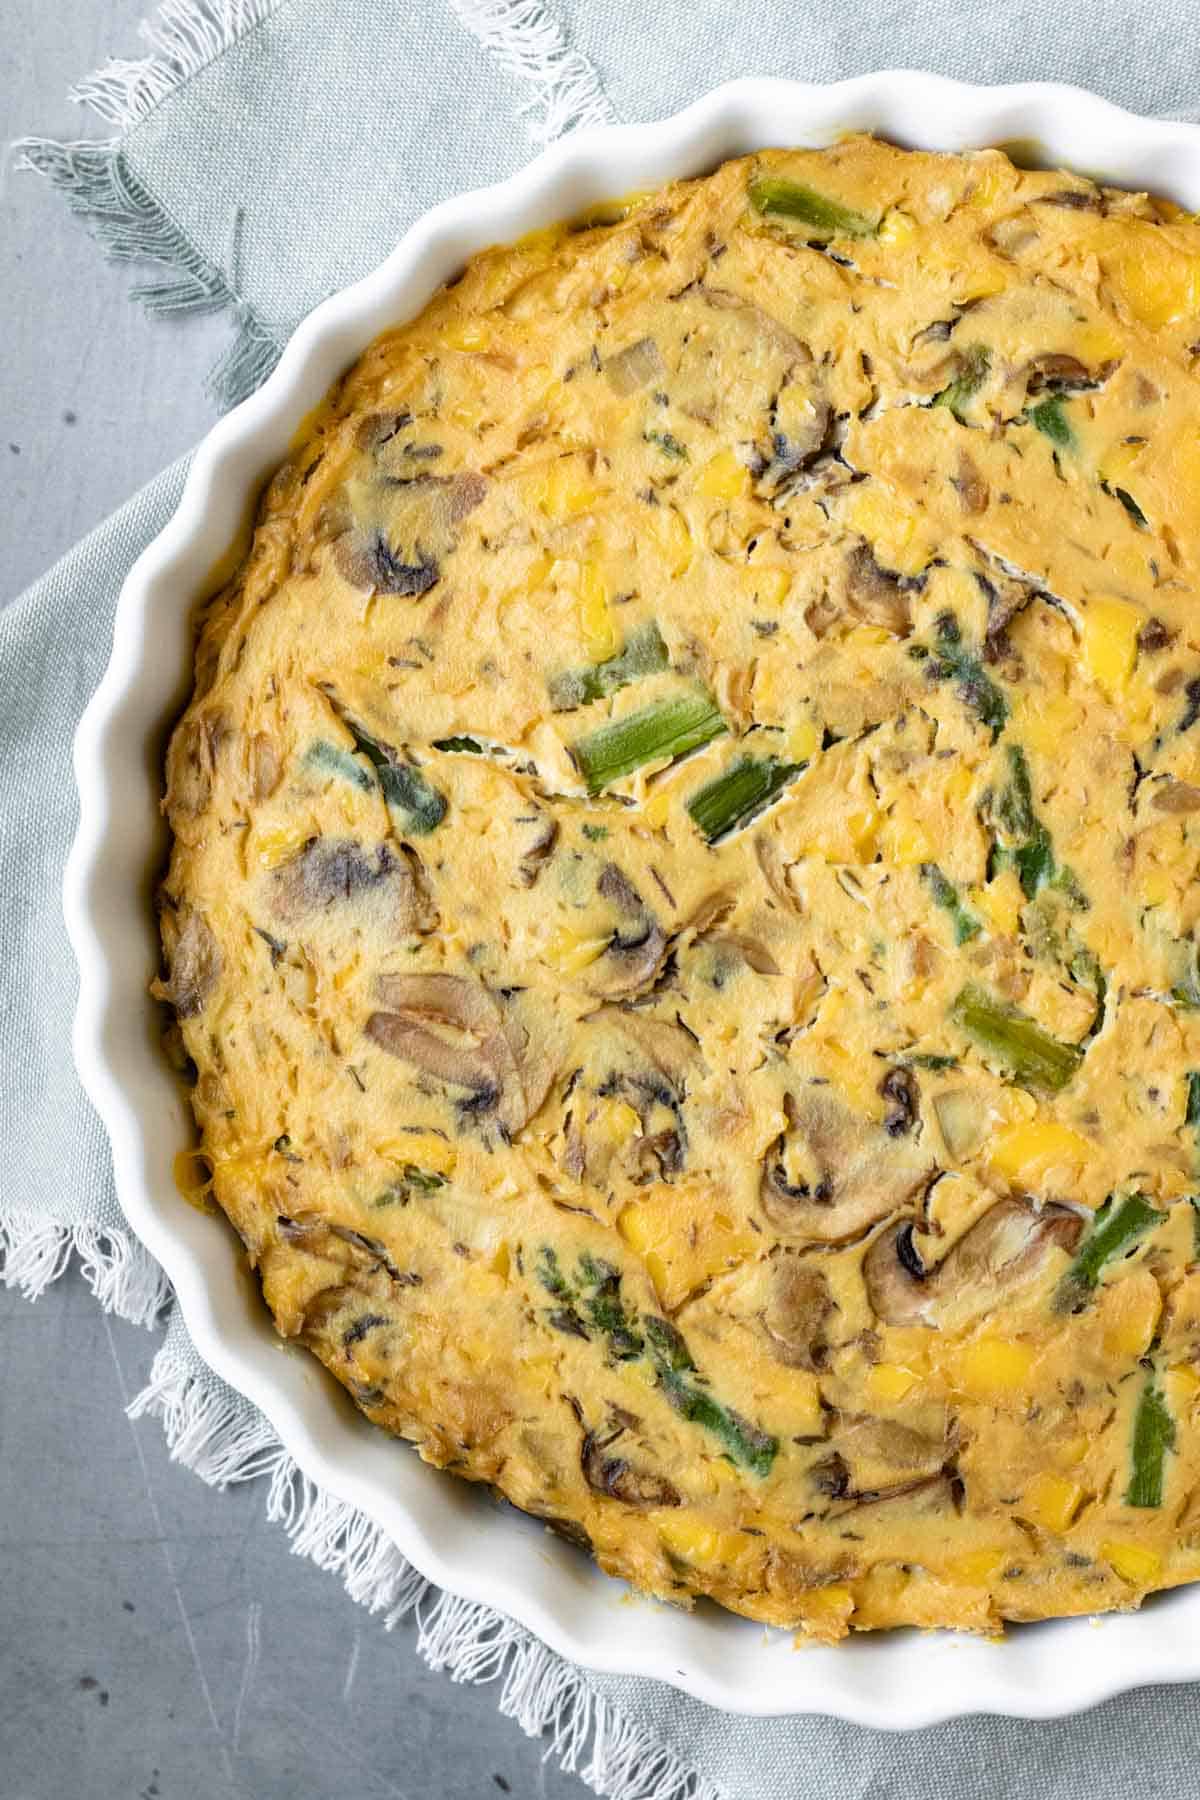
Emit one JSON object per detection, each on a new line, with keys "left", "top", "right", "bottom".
{"left": 592, "top": 864, "right": 668, "bottom": 997}
{"left": 367, "top": 971, "right": 555, "bottom": 1134}
{"left": 581, "top": 1426, "right": 681, "bottom": 1508}
{"left": 699, "top": 931, "right": 782, "bottom": 976}
{"left": 843, "top": 543, "right": 913, "bottom": 637}
{"left": 604, "top": 336, "right": 665, "bottom": 396}
{"left": 165, "top": 710, "right": 227, "bottom": 822}
{"left": 334, "top": 472, "right": 486, "bottom": 596}
{"left": 515, "top": 814, "right": 559, "bottom": 886}
{"left": 826, "top": 1472, "right": 958, "bottom": 1520}
{"left": 878, "top": 1067, "right": 918, "bottom": 1138}
{"left": 272, "top": 837, "right": 428, "bottom": 936}
{"left": 863, "top": 1195, "right": 1083, "bottom": 1328}
{"left": 763, "top": 1257, "right": 837, "bottom": 1370}
{"left": 1023, "top": 353, "right": 1111, "bottom": 395}
{"left": 1151, "top": 779, "right": 1200, "bottom": 814}
{"left": 760, "top": 1089, "right": 934, "bottom": 1245}
{"left": 833, "top": 1415, "right": 949, "bottom": 1491}
{"left": 951, "top": 451, "right": 988, "bottom": 515}
{"left": 590, "top": 1005, "right": 702, "bottom": 1087}
{"left": 154, "top": 907, "right": 221, "bottom": 1019}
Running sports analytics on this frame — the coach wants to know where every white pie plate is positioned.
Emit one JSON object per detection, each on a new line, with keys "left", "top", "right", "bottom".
{"left": 64, "top": 72, "right": 1200, "bottom": 1726}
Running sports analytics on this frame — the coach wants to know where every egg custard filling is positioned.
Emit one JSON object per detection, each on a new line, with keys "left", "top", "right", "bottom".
{"left": 157, "top": 136, "right": 1200, "bottom": 1639}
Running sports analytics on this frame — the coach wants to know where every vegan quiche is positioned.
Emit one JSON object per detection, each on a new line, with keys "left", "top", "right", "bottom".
{"left": 156, "top": 135, "right": 1200, "bottom": 1639}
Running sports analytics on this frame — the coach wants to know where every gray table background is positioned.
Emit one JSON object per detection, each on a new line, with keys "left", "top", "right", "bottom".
{"left": 1, "top": 4, "right": 588, "bottom": 1794}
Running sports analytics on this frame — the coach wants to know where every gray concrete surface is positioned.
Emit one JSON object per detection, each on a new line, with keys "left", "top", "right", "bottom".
{"left": 0, "top": 6, "right": 591, "bottom": 1795}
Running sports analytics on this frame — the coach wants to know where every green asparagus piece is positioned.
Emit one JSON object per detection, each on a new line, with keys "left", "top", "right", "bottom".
{"left": 309, "top": 725, "right": 447, "bottom": 833}
{"left": 1028, "top": 395, "right": 1074, "bottom": 449}
{"left": 934, "top": 345, "right": 992, "bottom": 421}
{"left": 910, "top": 612, "right": 1009, "bottom": 740}
{"left": 338, "top": 716, "right": 448, "bottom": 834}
{"left": 1056, "top": 1193, "right": 1160, "bottom": 1310}
{"left": 1126, "top": 1374, "right": 1174, "bottom": 1508}
{"left": 1188, "top": 1072, "right": 1200, "bottom": 1134}
{"left": 988, "top": 744, "right": 1082, "bottom": 902}
{"left": 306, "top": 739, "right": 375, "bottom": 791}
{"left": 548, "top": 621, "right": 670, "bottom": 712}
{"left": 572, "top": 689, "right": 727, "bottom": 793}
{"left": 576, "top": 1252, "right": 645, "bottom": 1360}
{"left": 748, "top": 176, "right": 877, "bottom": 239}
{"left": 921, "top": 863, "right": 982, "bottom": 945}
{"left": 532, "top": 1256, "right": 777, "bottom": 1472}
{"left": 644, "top": 1317, "right": 779, "bottom": 1476}
{"left": 686, "top": 754, "right": 804, "bottom": 843}
{"left": 950, "top": 983, "right": 1084, "bottom": 1091}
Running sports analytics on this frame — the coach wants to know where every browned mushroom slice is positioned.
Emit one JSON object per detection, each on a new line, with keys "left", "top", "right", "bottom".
{"left": 590, "top": 864, "right": 668, "bottom": 997}
{"left": 154, "top": 906, "right": 221, "bottom": 1019}
{"left": 763, "top": 1257, "right": 837, "bottom": 1369}
{"left": 589, "top": 1004, "right": 702, "bottom": 1087}
{"left": 514, "top": 813, "right": 559, "bottom": 887}
{"left": 272, "top": 837, "right": 429, "bottom": 937}
{"left": 843, "top": 542, "right": 913, "bottom": 637}
{"left": 832, "top": 1415, "right": 950, "bottom": 1493}
{"left": 580, "top": 1424, "right": 681, "bottom": 1508}
{"left": 863, "top": 1195, "right": 1083, "bottom": 1328}
{"left": 826, "top": 1472, "right": 958, "bottom": 1520}
{"left": 164, "top": 709, "right": 227, "bottom": 824}
{"left": 334, "top": 472, "right": 487, "bottom": 596}
{"left": 760, "top": 1089, "right": 934, "bottom": 1245}
{"left": 1022, "top": 353, "right": 1113, "bottom": 395}
{"left": 367, "top": 971, "right": 556, "bottom": 1134}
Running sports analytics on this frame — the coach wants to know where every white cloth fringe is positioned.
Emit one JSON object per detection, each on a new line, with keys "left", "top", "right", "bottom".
{"left": 0, "top": 1211, "right": 169, "bottom": 1327}
{"left": 4, "top": 1201, "right": 713, "bottom": 1798}
{"left": 131, "top": 1328, "right": 714, "bottom": 1800}
{"left": 15, "top": 0, "right": 286, "bottom": 407}
{"left": 71, "top": 0, "right": 288, "bottom": 132}
{"left": 446, "top": 0, "right": 616, "bottom": 142}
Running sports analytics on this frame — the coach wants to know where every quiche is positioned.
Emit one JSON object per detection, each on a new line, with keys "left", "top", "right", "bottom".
{"left": 156, "top": 135, "right": 1200, "bottom": 1640}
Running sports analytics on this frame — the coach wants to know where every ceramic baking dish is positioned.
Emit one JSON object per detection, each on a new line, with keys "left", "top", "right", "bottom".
{"left": 63, "top": 71, "right": 1200, "bottom": 1726}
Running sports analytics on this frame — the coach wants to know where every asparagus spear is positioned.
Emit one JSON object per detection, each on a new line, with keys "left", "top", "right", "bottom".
{"left": 1055, "top": 1193, "right": 1160, "bottom": 1310}
{"left": 686, "top": 754, "right": 804, "bottom": 843}
{"left": 1027, "top": 395, "right": 1074, "bottom": 449}
{"left": 988, "top": 744, "right": 1086, "bottom": 903}
{"left": 308, "top": 728, "right": 447, "bottom": 833}
{"left": 921, "top": 863, "right": 982, "bottom": 945}
{"left": 340, "top": 716, "right": 448, "bottom": 834}
{"left": 432, "top": 735, "right": 484, "bottom": 754}
{"left": 307, "top": 740, "right": 374, "bottom": 791}
{"left": 950, "top": 983, "right": 1084, "bottom": 1091}
{"left": 910, "top": 612, "right": 1009, "bottom": 740}
{"left": 572, "top": 690, "right": 727, "bottom": 793}
{"left": 576, "top": 1252, "right": 645, "bottom": 1360}
{"left": 532, "top": 1252, "right": 778, "bottom": 1472}
{"left": 548, "top": 621, "right": 669, "bottom": 712}
{"left": 643, "top": 1318, "right": 779, "bottom": 1476}
{"left": 1126, "top": 1374, "right": 1174, "bottom": 1508}
{"left": 748, "top": 176, "right": 877, "bottom": 239}
{"left": 934, "top": 345, "right": 991, "bottom": 421}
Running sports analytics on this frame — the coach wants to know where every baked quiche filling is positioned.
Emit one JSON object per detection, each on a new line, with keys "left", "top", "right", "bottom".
{"left": 157, "top": 135, "right": 1200, "bottom": 1639}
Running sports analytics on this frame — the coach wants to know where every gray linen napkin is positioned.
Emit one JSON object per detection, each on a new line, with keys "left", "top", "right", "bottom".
{"left": 7, "top": 3, "right": 1200, "bottom": 1796}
